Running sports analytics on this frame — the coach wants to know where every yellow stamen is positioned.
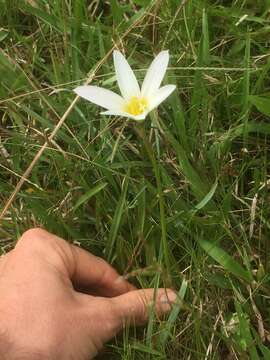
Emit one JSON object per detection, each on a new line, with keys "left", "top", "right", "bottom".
{"left": 124, "top": 96, "right": 148, "bottom": 116}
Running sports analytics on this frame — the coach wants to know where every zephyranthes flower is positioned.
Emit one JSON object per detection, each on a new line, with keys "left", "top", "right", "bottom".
{"left": 74, "top": 50, "right": 176, "bottom": 121}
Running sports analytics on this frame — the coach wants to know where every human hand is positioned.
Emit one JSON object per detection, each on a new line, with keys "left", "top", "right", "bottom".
{"left": 0, "top": 228, "right": 176, "bottom": 359}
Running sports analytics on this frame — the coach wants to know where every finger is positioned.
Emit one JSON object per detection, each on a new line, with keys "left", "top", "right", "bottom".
{"left": 16, "top": 228, "right": 134, "bottom": 297}
{"left": 109, "top": 288, "right": 177, "bottom": 328}
{"left": 80, "top": 288, "right": 176, "bottom": 346}
{"left": 70, "top": 245, "right": 135, "bottom": 296}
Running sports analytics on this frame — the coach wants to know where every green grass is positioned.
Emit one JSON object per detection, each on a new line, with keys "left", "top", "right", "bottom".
{"left": 1, "top": 0, "right": 270, "bottom": 358}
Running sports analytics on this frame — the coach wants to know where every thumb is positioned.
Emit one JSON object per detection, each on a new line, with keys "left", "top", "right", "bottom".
{"left": 109, "top": 288, "right": 177, "bottom": 327}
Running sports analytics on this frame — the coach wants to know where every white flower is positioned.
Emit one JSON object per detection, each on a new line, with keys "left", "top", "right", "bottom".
{"left": 74, "top": 50, "right": 176, "bottom": 121}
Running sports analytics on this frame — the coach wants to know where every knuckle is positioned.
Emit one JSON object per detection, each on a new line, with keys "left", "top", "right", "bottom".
{"left": 107, "top": 299, "right": 125, "bottom": 330}
{"left": 16, "top": 228, "right": 49, "bottom": 250}
{"left": 88, "top": 298, "right": 121, "bottom": 335}
{"left": 136, "top": 293, "right": 149, "bottom": 322}
{"left": 18, "top": 227, "right": 45, "bottom": 242}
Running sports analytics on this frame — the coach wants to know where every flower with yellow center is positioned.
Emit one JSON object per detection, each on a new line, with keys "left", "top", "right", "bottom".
{"left": 74, "top": 50, "right": 176, "bottom": 121}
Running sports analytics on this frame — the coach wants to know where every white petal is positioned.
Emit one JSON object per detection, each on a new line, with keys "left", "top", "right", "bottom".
{"left": 100, "top": 110, "right": 129, "bottom": 117}
{"left": 101, "top": 110, "right": 146, "bottom": 121}
{"left": 148, "top": 85, "right": 176, "bottom": 112}
{"left": 141, "top": 50, "right": 170, "bottom": 98}
{"left": 132, "top": 113, "right": 147, "bottom": 121}
{"left": 113, "top": 50, "right": 140, "bottom": 100}
{"left": 74, "top": 85, "right": 124, "bottom": 111}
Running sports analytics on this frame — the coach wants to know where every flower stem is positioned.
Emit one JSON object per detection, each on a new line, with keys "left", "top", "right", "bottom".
{"left": 135, "top": 123, "right": 171, "bottom": 282}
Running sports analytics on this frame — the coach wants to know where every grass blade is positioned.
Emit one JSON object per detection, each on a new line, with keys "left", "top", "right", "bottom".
{"left": 73, "top": 182, "right": 107, "bottom": 211}
{"left": 159, "top": 279, "right": 188, "bottom": 347}
{"left": 198, "top": 238, "right": 252, "bottom": 282}
{"left": 106, "top": 175, "right": 129, "bottom": 261}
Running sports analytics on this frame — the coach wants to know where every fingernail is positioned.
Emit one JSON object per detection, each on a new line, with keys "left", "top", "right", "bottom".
{"left": 159, "top": 290, "right": 177, "bottom": 312}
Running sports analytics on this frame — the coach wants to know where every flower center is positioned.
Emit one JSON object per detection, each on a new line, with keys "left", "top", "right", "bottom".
{"left": 124, "top": 97, "right": 148, "bottom": 116}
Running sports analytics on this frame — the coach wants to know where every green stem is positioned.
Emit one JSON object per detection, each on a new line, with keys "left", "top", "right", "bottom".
{"left": 136, "top": 123, "right": 171, "bottom": 280}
